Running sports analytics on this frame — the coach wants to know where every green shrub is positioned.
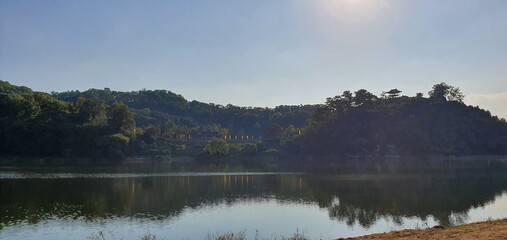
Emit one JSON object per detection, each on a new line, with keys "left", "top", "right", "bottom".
{"left": 204, "top": 138, "right": 229, "bottom": 156}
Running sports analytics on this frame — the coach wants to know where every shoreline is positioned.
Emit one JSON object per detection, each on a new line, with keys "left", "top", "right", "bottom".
{"left": 337, "top": 218, "right": 507, "bottom": 240}
{"left": 1, "top": 154, "right": 507, "bottom": 167}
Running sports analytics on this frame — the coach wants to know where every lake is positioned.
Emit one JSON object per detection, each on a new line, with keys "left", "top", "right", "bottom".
{"left": 1, "top": 159, "right": 507, "bottom": 239}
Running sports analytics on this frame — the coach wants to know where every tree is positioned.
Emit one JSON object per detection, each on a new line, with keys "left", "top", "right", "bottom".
{"left": 204, "top": 138, "right": 229, "bottom": 156}
{"left": 341, "top": 90, "right": 354, "bottom": 102}
{"left": 109, "top": 102, "right": 136, "bottom": 131}
{"left": 265, "top": 123, "right": 283, "bottom": 140}
{"left": 94, "top": 133, "right": 130, "bottom": 164}
{"left": 253, "top": 122, "right": 262, "bottom": 135}
{"left": 75, "top": 97, "right": 108, "bottom": 126}
{"left": 240, "top": 143, "right": 258, "bottom": 156}
{"left": 33, "top": 92, "right": 70, "bottom": 123}
{"left": 0, "top": 93, "right": 39, "bottom": 124}
{"left": 219, "top": 128, "right": 229, "bottom": 138}
{"left": 162, "top": 119, "right": 177, "bottom": 137}
{"left": 353, "top": 89, "right": 377, "bottom": 106}
{"left": 283, "top": 124, "right": 298, "bottom": 139}
{"left": 0, "top": 80, "right": 33, "bottom": 94}
{"left": 447, "top": 86, "right": 465, "bottom": 102}
{"left": 324, "top": 96, "right": 349, "bottom": 115}
{"left": 143, "top": 125, "right": 161, "bottom": 144}
{"left": 429, "top": 82, "right": 464, "bottom": 103}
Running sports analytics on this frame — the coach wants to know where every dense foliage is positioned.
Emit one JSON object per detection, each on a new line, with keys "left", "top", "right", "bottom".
{"left": 1, "top": 80, "right": 506, "bottom": 163}
{"left": 52, "top": 87, "right": 316, "bottom": 137}
{"left": 0, "top": 80, "right": 313, "bottom": 162}
{"left": 0, "top": 81, "right": 140, "bottom": 163}
{"left": 291, "top": 83, "right": 507, "bottom": 156}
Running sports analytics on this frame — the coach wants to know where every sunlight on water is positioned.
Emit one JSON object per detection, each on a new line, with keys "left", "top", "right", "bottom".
{"left": 468, "top": 192, "right": 507, "bottom": 221}
{"left": 0, "top": 199, "right": 441, "bottom": 240}
{"left": 3, "top": 195, "right": 507, "bottom": 240}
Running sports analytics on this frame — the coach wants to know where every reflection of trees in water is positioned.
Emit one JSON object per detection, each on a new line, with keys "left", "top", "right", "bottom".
{"left": 0, "top": 174, "right": 309, "bottom": 228}
{"left": 1, "top": 170, "right": 507, "bottom": 229}
{"left": 310, "top": 174, "right": 507, "bottom": 227}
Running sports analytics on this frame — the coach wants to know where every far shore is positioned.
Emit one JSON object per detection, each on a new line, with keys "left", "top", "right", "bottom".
{"left": 1, "top": 154, "right": 507, "bottom": 167}
{"left": 337, "top": 218, "right": 507, "bottom": 240}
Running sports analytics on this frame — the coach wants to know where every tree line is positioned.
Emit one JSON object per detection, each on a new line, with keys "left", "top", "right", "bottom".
{"left": 290, "top": 83, "right": 507, "bottom": 156}
{"left": 0, "top": 80, "right": 313, "bottom": 163}
{"left": 2, "top": 80, "right": 506, "bottom": 163}
{"left": 52, "top": 87, "right": 315, "bottom": 138}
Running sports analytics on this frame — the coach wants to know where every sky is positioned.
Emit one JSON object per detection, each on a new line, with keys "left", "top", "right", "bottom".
{"left": 1, "top": 0, "right": 506, "bottom": 118}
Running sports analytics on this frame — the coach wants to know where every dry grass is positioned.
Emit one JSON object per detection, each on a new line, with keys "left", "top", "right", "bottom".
{"left": 207, "top": 230, "right": 246, "bottom": 240}
{"left": 87, "top": 231, "right": 158, "bottom": 240}
{"left": 87, "top": 229, "right": 310, "bottom": 240}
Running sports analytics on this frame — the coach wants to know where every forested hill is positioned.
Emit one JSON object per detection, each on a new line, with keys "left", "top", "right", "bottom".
{"left": 1, "top": 80, "right": 506, "bottom": 161}
{"left": 0, "top": 80, "right": 315, "bottom": 161}
{"left": 290, "top": 83, "right": 507, "bottom": 156}
{"left": 52, "top": 86, "right": 316, "bottom": 136}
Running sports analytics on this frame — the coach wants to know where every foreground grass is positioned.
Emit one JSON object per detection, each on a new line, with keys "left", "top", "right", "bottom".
{"left": 87, "top": 232, "right": 157, "bottom": 240}
{"left": 88, "top": 218, "right": 507, "bottom": 240}
{"left": 87, "top": 230, "right": 310, "bottom": 240}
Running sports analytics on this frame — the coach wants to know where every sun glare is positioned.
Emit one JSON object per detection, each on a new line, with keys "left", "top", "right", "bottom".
{"left": 316, "top": 0, "right": 389, "bottom": 24}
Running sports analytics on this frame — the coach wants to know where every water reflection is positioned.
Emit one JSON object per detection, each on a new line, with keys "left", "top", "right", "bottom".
{"left": 0, "top": 174, "right": 300, "bottom": 228}
{"left": 2, "top": 168, "right": 507, "bottom": 233}
{"left": 314, "top": 174, "right": 507, "bottom": 227}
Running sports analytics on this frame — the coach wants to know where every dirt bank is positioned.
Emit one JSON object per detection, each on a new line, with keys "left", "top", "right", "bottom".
{"left": 338, "top": 218, "right": 507, "bottom": 240}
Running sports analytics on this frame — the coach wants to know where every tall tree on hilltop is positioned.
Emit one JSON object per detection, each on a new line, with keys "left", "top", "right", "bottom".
{"left": 429, "top": 82, "right": 464, "bottom": 103}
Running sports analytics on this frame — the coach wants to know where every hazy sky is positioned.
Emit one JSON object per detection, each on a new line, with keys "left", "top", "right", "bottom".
{"left": 1, "top": 0, "right": 506, "bottom": 118}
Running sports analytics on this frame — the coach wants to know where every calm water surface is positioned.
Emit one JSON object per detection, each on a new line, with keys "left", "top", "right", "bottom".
{"left": 1, "top": 160, "right": 507, "bottom": 239}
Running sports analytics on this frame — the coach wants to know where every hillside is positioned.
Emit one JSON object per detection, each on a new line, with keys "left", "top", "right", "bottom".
{"left": 0, "top": 80, "right": 314, "bottom": 163}
{"left": 291, "top": 83, "right": 507, "bottom": 156}
{"left": 1, "top": 80, "right": 506, "bottom": 164}
{"left": 52, "top": 87, "right": 315, "bottom": 136}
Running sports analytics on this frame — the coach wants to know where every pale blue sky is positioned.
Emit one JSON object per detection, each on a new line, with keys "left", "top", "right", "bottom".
{"left": 1, "top": 0, "right": 506, "bottom": 117}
